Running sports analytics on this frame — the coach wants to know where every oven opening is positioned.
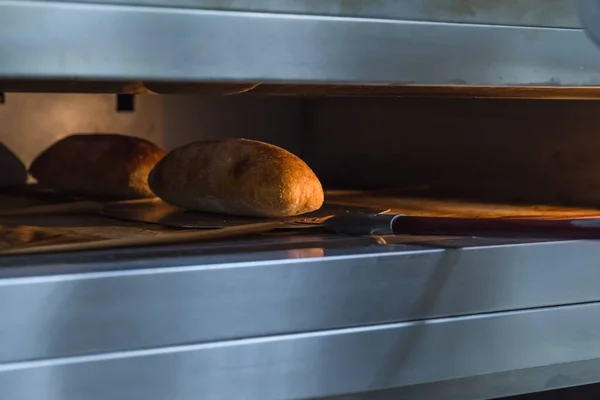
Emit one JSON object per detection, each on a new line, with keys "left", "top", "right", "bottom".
{"left": 0, "top": 94, "right": 597, "bottom": 256}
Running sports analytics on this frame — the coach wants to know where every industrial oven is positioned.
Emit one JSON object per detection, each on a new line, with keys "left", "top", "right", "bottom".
{"left": 4, "top": 1, "right": 600, "bottom": 399}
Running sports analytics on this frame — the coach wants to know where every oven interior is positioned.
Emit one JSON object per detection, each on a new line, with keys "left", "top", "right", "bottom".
{"left": 3, "top": 93, "right": 600, "bottom": 243}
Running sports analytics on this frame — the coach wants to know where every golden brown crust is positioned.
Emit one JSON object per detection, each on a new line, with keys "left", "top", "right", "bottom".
{"left": 29, "top": 134, "right": 165, "bottom": 199}
{"left": 149, "top": 138, "right": 324, "bottom": 217}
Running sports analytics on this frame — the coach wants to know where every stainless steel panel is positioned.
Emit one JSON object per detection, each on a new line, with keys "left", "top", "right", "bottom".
{"left": 48, "top": 0, "right": 581, "bottom": 28}
{"left": 4, "top": 240, "right": 600, "bottom": 364}
{"left": 3, "top": 303, "right": 600, "bottom": 400}
{"left": 0, "top": 1, "right": 597, "bottom": 85}
{"left": 578, "top": 0, "right": 600, "bottom": 47}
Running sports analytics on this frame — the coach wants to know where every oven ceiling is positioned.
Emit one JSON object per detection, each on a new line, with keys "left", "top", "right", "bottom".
{"left": 0, "top": 0, "right": 598, "bottom": 94}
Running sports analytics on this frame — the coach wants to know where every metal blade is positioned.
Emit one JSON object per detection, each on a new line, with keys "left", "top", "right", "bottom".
{"left": 100, "top": 200, "right": 389, "bottom": 229}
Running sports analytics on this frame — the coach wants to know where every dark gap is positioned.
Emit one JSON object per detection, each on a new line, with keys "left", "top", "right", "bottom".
{"left": 116, "top": 94, "right": 134, "bottom": 112}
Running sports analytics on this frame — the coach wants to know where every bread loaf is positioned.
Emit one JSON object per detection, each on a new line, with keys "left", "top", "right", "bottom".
{"left": 30, "top": 134, "right": 165, "bottom": 199}
{"left": 149, "top": 139, "right": 324, "bottom": 217}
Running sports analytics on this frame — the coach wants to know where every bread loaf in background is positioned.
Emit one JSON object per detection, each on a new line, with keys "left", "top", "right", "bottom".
{"left": 149, "top": 138, "right": 324, "bottom": 217}
{"left": 30, "top": 134, "right": 165, "bottom": 199}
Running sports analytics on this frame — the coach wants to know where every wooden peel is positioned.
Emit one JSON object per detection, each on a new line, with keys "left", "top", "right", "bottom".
{"left": 0, "top": 224, "right": 101, "bottom": 251}
{"left": 324, "top": 190, "right": 600, "bottom": 219}
{"left": 0, "top": 221, "right": 283, "bottom": 255}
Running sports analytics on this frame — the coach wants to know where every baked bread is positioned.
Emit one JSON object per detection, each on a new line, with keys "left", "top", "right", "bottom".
{"left": 30, "top": 134, "right": 165, "bottom": 199}
{"left": 149, "top": 138, "right": 324, "bottom": 217}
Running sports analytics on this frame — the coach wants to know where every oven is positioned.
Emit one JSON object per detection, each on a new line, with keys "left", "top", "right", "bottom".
{"left": 1, "top": 1, "right": 600, "bottom": 399}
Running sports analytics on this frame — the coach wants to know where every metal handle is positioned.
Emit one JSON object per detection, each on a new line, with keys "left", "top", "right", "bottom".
{"left": 394, "top": 216, "right": 600, "bottom": 239}
{"left": 325, "top": 214, "right": 401, "bottom": 235}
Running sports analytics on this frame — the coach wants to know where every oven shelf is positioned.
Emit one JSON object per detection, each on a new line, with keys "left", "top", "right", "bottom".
{"left": 0, "top": 1, "right": 598, "bottom": 88}
{"left": 2, "top": 236, "right": 600, "bottom": 399}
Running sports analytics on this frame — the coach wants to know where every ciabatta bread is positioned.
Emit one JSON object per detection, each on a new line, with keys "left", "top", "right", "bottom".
{"left": 30, "top": 134, "right": 165, "bottom": 199}
{"left": 149, "top": 138, "right": 324, "bottom": 217}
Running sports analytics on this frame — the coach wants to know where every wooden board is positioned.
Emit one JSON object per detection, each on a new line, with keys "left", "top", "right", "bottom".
{"left": 0, "top": 224, "right": 100, "bottom": 251}
{"left": 325, "top": 190, "right": 600, "bottom": 219}
{"left": 2, "top": 188, "right": 600, "bottom": 254}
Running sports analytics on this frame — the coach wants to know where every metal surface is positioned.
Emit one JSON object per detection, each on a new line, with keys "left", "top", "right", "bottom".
{"left": 1, "top": 237, "right": 600, "bottom": 398}
{"left": 1, "top": 239, "right": 600, "bottom": 365}
{"left": 3, "top": 303, "right": 600, "bottom": 400}
{"left": 578, "top": 0, "right": 600, "bottom": 48}
{"left": 0, "top": 1, "right": 598, "bottom": 86}
{"left": 100, "top": 200, "right": 388, "bottom": 229}
{"left": 45, "top": 0, "right": 581, "bottom": 28}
